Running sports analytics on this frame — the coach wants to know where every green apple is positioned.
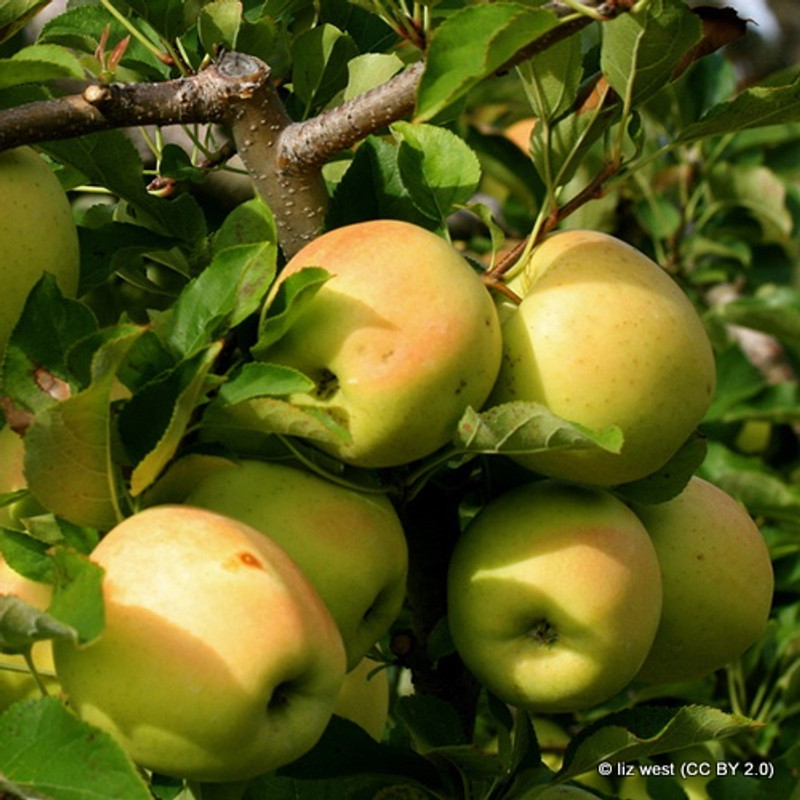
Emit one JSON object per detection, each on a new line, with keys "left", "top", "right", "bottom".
{"left": 491, "top": 229, "right": 715, "bottom": 486}
{"left": 184, "top": 459, "right": 408, "bottom": 670}
{"left": 258, "top": 219, "right": 503, "bottom": 467}
{"left": 447, "top": 480, "right": 662, "bottom": 713}
{"left": 333, "top": 656, "right": 390, "bottom": 740}
{"left": 52, "top": 505, "right": 347, "bottom": 782}
{"left": 0, "top": 147, "right": 80, "bottom": 355}
{"left": 632, "top": 476, "right": 774, "bottom": 684}
{"left": 0, "top": 554, "right": 58, "bottom": 709}
{"left": 0, "top": 426, "right": 46, "bottom": 529}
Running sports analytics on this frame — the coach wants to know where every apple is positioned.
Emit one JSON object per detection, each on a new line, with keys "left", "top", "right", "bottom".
{"left": 491, "top": 229, "right": 715, "bottom": 486}
{"left": 257, "top": 219, "right": 503, "bottom": 467}
{"left": 184, "top": 458, "right": 408, "bottom": 670}
{"left": 505, "top": 118, "right": 537, "bottom": 152}
{"left": 0, "top": 146, "right": 80, "bottom": 356}
{"left": 333, "top": 656, "right": 390, "bottom": 740}
{"left": 447, "top": 480, "right": 662, "bottom": 713}
{"left": 52, "top": 505, "right": 347, "bottom": 782}
{"left": 0, "top": 426, "right": 45, "bottom": 529}
{"left": 0, "top": 554, "right": 58, "bottom": 709}
{"left": 632, "top": 476, "right": 774, "bottom": 685}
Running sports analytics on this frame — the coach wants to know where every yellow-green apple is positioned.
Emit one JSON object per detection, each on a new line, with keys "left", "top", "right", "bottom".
{"left": 184, "top": 459, "right": 408, "bottom": 670}
{"left": 257, "top": 219, "right": 503, "bottom": 467}
{"left": 632, "top": 476, "right": 773, "bottom": 684}
{"left": 0, "top": 147, "right": 80, "bottom": 355}
{"left": 333, "top": 657, "right": 390, "bottom": 740}
{"left": 0, "top": 554, "right": 58, "bottom": 709}
{"left": 52, "top": 505, "right": 347, "bottom": 782}
{"left": 0, "top": 426, "right": 46, "bottom": 529}
{"left": 491, "top": 230, "right": 715, "bottom": 486}
{"left": 447, "top": 480, "right": 662, "bottom": 713}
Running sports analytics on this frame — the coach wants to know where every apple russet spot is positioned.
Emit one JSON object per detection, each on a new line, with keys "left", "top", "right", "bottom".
{"left": 447, "top": 481, "right": 663, "bottom": 714}
{"left": 0, "top": 147, "right": 80, "bottom": 355}
{"left": 52, "top": 505, "right": 347, "bottom": 782}
{"left": 632, "top": 476, "right": 774, "bottom": 685}
{"left": 185, "top": 458, "right": 408, "bottom": 670}
{"left": 258, "top": 219, "right": 503, "bottom": 467}
{"left": 492, "top": 229, "right": 715, "bottom": 486}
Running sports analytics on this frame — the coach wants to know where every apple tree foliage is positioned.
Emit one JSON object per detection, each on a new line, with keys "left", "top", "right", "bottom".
{"left": 2, "top": 0, "right": 800, "bottom": 797}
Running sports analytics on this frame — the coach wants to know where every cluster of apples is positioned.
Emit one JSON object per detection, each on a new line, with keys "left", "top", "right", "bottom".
{"left": 0, "top": 150, "right": 775, "bottom": 785}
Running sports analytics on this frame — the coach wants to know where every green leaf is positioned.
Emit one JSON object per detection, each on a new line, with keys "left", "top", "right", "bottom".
{"left": 600, "top": 0, "right": 701, "bottom": 107}
{"left": 416, "top": 3, "right": 559, "bottom": 123}
{"left": 216, "top": 362, "right": 315, "bottom": 405}
{"left": 709, "top": 285, "right": 800, "bottom": 348}
{"left": 199, "top": 394, "right": 351, "bottom": 455}
{"left": 291, "top": 23, "right": 358, "bottom": 112}
{"left": 198, "top": 0, "right": 243, "bottom": 53}
{"left": 455, "top": 402, "right": 623, "bottom": 457}
{"left": 0, "top": 697, "right": 151, "bottom": 800}
{"left": 121, "top": 0, "right": 197, "bottom": 41}
{"left": 556, "top": 705, "right": 759, "bottom": 783}
{"left": 0, "top": 44, "right": 85, "bottom": 89}
{"left": 391, "top": 122, "right": 481, "bottom": 223}
{"left": 0, "top": 529, "right": 51, "bottom": 584}
{"left": 0, "top": 0, "right": 50, "bottom": 44}
{"left": 518, "top": 33, "right": 583, "bottom": 124}
{"left": 326, "top": 136, "right": 434, "bottom": 230}
{"left": 614, "top": 432, "right": 708, "bottom": 505}
{"left": 43, "top": 131, "right": 207, "bottom": 245}
{"left": 678, "top": 70, "right": 800, "bottom": 143}
{"left": 343, "top": 53, "right": 403, "bottom": 101}
{"left": 47, "top": 547, "right": 104, "bottom": 646}
{"left": 393, "top": 695, "right": 468, "bottom": 752}
{"left": 1, "top": 273, "right": 98, "bottom": 414}
{"left": 167, "top": 200, "right": 278, "bottom": 358}
{"left": 252, "top": 266, "right": 331, "bottom": 357}
{"left": 124, "top": 342, "right": 224, "bottom": 497}
{"left": 23, "top": 326, "right": 146, "bottom": 530}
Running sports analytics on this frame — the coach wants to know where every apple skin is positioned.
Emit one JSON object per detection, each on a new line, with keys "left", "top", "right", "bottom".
{"left": 447, "top": 480, "right": 663, "bottom": 714}
{"left": 491, "top": 230, "right": 715, "bottom": 486}
{"left": 0, "top": 555, "right": 58, "bottom": 710}
{"left": 184, "top": 459, "right": 408, "bottom": 670}
{"left": 0, "top": 147, "right": 80, "bottom": 355}
{"left": 52, "top": 505, "right": 347, "bottom": 782}
{"left": 333, "top": 657, "right": 390, "bottom": 740}
{"left": 259, "top": 219, "right": 503, "bottom": 467}
{"left": 632, "top": 476, "right": 774, "bottom": 684}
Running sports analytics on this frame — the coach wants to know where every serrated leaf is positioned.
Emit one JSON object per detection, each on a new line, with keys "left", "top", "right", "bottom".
{"left": 678, "top": 70, "right": 800, "bottom": 143}
{"left": 601, "top": 0, "right": 702, "bottom": 107}
{"left": 23, "top": 327, "right": 146, "bottom": 530}
{"left": 167, "top": 231, "right": 277, "bottom": 358}
{"left": 47, "top": 547, "right": 104, "bottom": 646}
{"left": 0, "top": 697, "right": 151, "bottom": 800}
{"left": 416, "top": 3, "right": 559, "bottom": 122}
{"left": 455, "top": 402, "right": 623, "bottom": 456}
{"left": 0, "top": 596, "right": 73, "bottom": 654}
{"left": 121, "top": 0, "right": 194, "bottom": 41}
{"left": 200, "top": 394, "right": 351, "bottom": 454}
{"left": 391, "top": 122, "right": 481, "bottom": 223}
{"left": 252, "top": 266, "right": 331, "bottom": 357}
{"left": 556, "top": 705, "right": 759, "bottom": 782}
{"left": 126, "top": 342, "right": 224, "bottom": 497}
{"left": 0, "top": 44, "right": 84, "bottom": 89}
{"left": 326, "top": 136, "right": 434, "bottom": 229}
{"left": 216, "top": 362, "right": 315, "bottom": 405}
